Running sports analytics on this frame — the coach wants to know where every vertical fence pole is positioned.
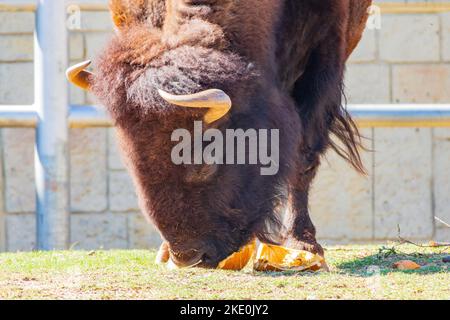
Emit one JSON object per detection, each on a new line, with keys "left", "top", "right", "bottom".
{"left": 34, "top": 0, "right": 69, "bottom": 250}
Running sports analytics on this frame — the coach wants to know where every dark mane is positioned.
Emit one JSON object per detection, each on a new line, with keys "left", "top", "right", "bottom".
{"left": 92, "top": 20, "right": 255, "bottom": 121}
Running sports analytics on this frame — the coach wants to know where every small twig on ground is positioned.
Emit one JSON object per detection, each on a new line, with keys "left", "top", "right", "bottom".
{"left": 68, "top": 242, "right": 79, "bottom": 251}
{"left": 435, "top": 216, "right": 450, "bottom": 228}
{"left": 396, "top": 225, "right": 450, "bottom": 248}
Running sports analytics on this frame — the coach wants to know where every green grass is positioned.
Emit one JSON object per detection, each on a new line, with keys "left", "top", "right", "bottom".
{"left": 0, "top": 244, "right": 448, "bottom": 300}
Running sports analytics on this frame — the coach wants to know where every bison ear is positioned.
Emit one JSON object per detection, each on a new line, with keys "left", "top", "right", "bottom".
{"left": 109, "top": 0, "right": 148, "bottom": 29}
{"left": 109, "top": 0, "right": 131, "bottom": 28}
{"left": 109, "top": 0, "right": 166, "bottom": 31}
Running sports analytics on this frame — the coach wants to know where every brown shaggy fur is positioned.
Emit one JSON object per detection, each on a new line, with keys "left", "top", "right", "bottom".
{"left": 92, "top": 0, "right": 372, "bottom": 267}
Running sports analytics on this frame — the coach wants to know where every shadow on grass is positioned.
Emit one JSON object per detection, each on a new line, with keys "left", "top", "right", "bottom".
{"left": 335, "top": 250, "right": 449, "bottom": 276}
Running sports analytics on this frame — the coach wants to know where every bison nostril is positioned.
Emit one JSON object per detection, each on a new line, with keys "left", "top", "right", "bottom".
{"left": 201, "top": 253, "right": 210, "bottom": 262}
{"left": 199, "top": 252, "right": 220, "bottom": 268}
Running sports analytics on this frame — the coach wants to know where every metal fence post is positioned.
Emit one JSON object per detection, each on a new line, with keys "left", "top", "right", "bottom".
{"left": 34, "top": 0, "right": 69, "bottom": 250}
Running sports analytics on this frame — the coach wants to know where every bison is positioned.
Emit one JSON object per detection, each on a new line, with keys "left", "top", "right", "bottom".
{"left": 67, "top": 0, "right": 372, "bottom": 268}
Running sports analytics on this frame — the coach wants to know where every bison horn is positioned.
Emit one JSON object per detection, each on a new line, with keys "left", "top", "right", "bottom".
{"left": 66, "top": 60, "right": 93, "bottom": 91}
{"left": 158, "top": 89, "right": 232, "bottom": 124}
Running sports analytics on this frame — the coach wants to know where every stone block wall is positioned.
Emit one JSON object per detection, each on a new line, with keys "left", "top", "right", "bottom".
{"left": 313, "top": 0, "right": 450, "bottom": 244}
{"left": 0, "top": 0, "right": 448, "bottom": 251}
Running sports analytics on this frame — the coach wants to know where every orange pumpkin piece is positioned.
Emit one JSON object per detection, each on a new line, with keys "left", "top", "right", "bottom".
{"left": 392, "top": 260, "right": 421, "bottom": 270}
{"left": 162, "top": 240, "right": 326, "bottom": 272}
{"left": 155, "top": 242, "right": 170, "bottom": 265}
{"left": 253, "top": 243, "right": 325, "bottom": 272}
{"left": 218, "top": 240, "right": 256, "bottom": 270}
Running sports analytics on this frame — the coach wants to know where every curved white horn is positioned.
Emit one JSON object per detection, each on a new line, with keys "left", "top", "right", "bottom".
{"left": 66, "top": 60, "right": 93, "bottom": 91}
{"left": 158, "top": 88, "right": 232, "bottom": 124}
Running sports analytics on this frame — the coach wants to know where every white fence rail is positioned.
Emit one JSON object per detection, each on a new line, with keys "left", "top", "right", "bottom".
{"left": 0, "top": 105, "right": 111, "bottom": 128}
{"left": 2, "top": 104, "right": 450, "bottom": 128}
